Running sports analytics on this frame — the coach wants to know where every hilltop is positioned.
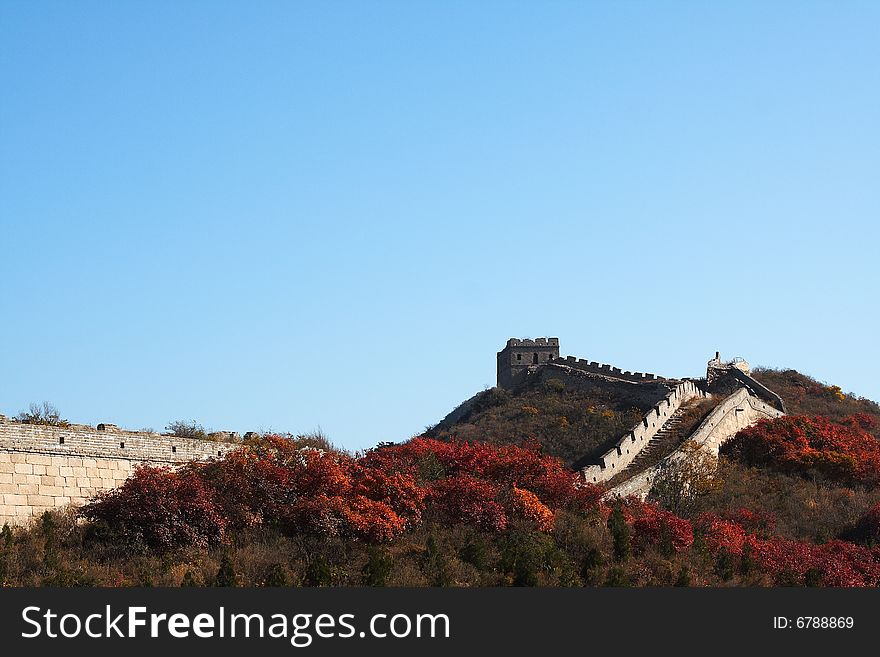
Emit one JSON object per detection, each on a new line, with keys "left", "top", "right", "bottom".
{"left": 1, "top": 340, "right": 879, "bottom": 587}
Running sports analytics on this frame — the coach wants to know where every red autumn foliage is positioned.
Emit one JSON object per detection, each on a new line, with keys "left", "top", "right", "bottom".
{"left": 78, "top": 431, "right": 880, "bottom": 585}
{"left": 627, "top": 499, "right": 694, "bottom": 553}
{"left": 428, "top": 474, "right": 508, "bottom": 531}
{"left": 82, "top": 435, "right": 604, "bottom": 548}
{"left": 744, "top": 536, "right": 880, "bottom": 587}
{"left": 510, "top": 486, "right": 555, "bottom": 532}
{"left": 693, "top": 512, "right": 880, "bottom": 586}
{"left": 695, "top": 514, "right": 748, "bottom": 555}
{"left": 722, "top": 415, "right": 880, "bottom": 486}
{"left": 719, "top": 508, "right": 777, "bottom": 537}
{"left": 351, "top": 467, "right": 426, "bottom": 528}
{"left": 80, "top": 465, "right": 227, "bottom": 551}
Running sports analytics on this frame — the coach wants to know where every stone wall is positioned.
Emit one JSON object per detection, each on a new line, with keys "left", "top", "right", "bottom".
{"left": 550, "top": 356, "right": 667, "bottom": 384}
{"left": 581, "top": 380, "right": 705, "bottom": 484}
{"left": 607, "top": 387, "right": 784, "bottom": 499}
{"left": 496, "top": 338, "right": 560, "bottom": 389}
{"left": 0, "top": 416, "right": 227, "bottom": 527}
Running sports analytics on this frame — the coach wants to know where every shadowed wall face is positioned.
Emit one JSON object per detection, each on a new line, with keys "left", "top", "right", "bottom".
{"left": 496, "top": 338, "right": 560, "bottom": 389}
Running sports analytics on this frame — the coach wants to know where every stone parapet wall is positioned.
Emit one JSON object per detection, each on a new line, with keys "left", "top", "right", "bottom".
{"left": 551, "top": 356, "right": 667, "bottom": 383}
{"left": 581, "top": 380, "right": 705, "bottom": 484}
{"left": 608, "top": 387, "right": 784, "bottom": 499}
{"left": 0, "top": 417, "right": 226, "bottom": 526}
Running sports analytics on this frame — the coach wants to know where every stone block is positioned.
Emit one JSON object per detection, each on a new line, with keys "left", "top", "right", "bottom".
{"left": 27, "top": 495, "right": 54, "bottom": 506}
{"left": 3, "top": 494, "right": 27, "bottom": 505}
{"left": 76, "top": 477, "right": 91, "bottom": 488}
{"left": 10, "top": 453, "right": 27, "bottom": 463}
{"left": 0, "top": 483, "right": 17, "bottom": 494}
{"left": 0, "top": 473, "right": 12, "bottom": 484}
{"left": 59, "top": 466, "right": 73, "bottom": 477}
{"left": 85, "top": 467, "right": 99, "bottom": 477}
{"left": 13, "top": 463, "right": 32, "bottom": 475}
{"left": 45, "top": 466, "right": 60, "bottom": 477}
{"left": 25, "top": 454, "right": 52, "bottom": 466}
{"left": 53, "top": 496, "right": 71, "bottom": 506}
{"left": 83, "top": 458, "right": 97, "bottom": 469}
{"left": 41, "top": 485, "right": 63, "bottom": 497}
{"left": 32, "top": 464, "right": 46, "bottom": 476}
{"left": 71, "top": 466, "right": 87, "bottom": 477}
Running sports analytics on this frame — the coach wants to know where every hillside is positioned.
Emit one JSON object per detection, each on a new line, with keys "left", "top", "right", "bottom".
{"left": 751, "top": 368, "right": 880, "bottom": 434}
{"left": 2, "top": 366, "right": 880, "bottom": 588}
{"left": 425, "top": 378, "right": 655, "bottom": 468}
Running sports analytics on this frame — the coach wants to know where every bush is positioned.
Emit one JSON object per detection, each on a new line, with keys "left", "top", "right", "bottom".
{"left": 722, "top": 415, "right": 880, "bottom": 487}
{"left": 79, "top": 466, "right": 227, "bottom": 552}
{"left": 165, "top": 420, "right": 208, "bottom": 440}
{"left": 16, "top": 402, "right": 68, "bottom": 427}
{"left": 361, "top": 547, "right": 394, "bottom": 586}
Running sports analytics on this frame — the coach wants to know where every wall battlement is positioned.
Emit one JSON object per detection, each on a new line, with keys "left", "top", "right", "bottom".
{"left": 608, "top": 387, "right": 784, "bottom": 499}
{"left": 0, "top": 416, "right": 227, "bottom": 527}
{"left": 497, "top": 337, "right": 669, "bottom": 389}
{"left": 552, "top": 356, "right": 666, "bottom": 383}
{"left": 581, "top": 380, "right": 705, "bottom": 483}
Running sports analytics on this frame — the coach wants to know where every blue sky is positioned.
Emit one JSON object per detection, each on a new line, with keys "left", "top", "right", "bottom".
{"left": 1, "top": 2, "right": 878, "bottom": 451}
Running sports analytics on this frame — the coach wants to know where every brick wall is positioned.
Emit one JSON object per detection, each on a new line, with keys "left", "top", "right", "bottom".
{"left": 0, "top": 417, "right": 227, "bottom": 526}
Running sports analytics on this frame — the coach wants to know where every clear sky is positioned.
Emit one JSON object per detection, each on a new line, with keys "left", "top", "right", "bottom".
{"left": 1, "top": 2, "right": 878, "bottom": 451}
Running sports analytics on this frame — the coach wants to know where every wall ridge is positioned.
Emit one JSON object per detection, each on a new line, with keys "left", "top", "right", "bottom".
{"left": 607, "top": 387, "right": 784, "bottom": 499}
{"left": 580, "top": 380, "right": 705, "bottom": 484}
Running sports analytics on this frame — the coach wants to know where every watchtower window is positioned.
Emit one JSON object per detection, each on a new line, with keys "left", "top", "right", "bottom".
{"left": 533, "top": 353, "right": 539, "bottom": 364}
{"left": 516, "top": 354, "right": 522, "bottom": 361}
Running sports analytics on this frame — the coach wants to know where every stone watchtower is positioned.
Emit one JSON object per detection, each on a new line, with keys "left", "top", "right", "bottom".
{"left": 497, "top": 338, "right": 560, "bottom": 389}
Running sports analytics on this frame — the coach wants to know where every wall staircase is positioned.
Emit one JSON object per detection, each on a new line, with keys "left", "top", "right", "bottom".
{"left": 605, "top": 403, "right": 695, "bottom": 486}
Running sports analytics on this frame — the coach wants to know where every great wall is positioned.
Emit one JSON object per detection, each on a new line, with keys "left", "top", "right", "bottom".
{"left": 1, "top": 337, "right": 787, "bottom": 527}
{"left": 0, "top": 420, "right": 234, "bottom": 527}
{"left": 495, "top": 338, "right": 786, "bottom": 497}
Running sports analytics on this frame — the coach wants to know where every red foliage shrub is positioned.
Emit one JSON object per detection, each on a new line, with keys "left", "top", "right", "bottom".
{"left": 695, "top": 514, "right": 747, "bottom": 555}
{"left": 343, "top": 496, "right": 407, "bottom": 542}
{"left": 628, "top": 500, "right": 693, "bottom": 553}
{"left": 361, "top": 438, "right": 600, "bottom": 511}
{"left": 428, "top": 474, "right": 508, "bottom": 531}
{"left": 510, "top": 486, "right": 555, "bottom": 532}
{"left": 745, "top": 536, "right": 880, "bottom": 587}
{"left": 720, "top": 508, "right": 777, "bottom": 537}
{"left": 351, "top": 467, "right": 426, "bottom": 528}
{"left": 722, "top": 415, "right": 880, "bottom": 486}
{"left": 80, "top": 465, "right": 226, "bottom": 551}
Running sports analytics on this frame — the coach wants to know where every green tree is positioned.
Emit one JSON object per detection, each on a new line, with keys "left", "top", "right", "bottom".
{"left": 215, "top": 554, "right": 238, "bottom": 587}
{"left": 422, "top": 536, "right": 451, "bottom": 587}
{"left": 305, "top": 555, "right": 332, "bottom": 587}
{"left": 361, "top": 547, "right": 394, "bottom": 586}
{"left": 608, "top": 504, "right": 631, "bottom": 563}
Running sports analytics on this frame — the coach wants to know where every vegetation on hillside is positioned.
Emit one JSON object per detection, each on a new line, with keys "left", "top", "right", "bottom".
{"left": 752, "top": 368, "right": 880, "bottom": 435}
{"left": 2, "top": 368, "right": 880, "bottom": 587}
{"left": 427, "top": 381, "right": 648, "bottom": 467}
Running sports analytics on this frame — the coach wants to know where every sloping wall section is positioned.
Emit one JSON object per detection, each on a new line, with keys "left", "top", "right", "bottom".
{"left": 608, "top": 387, "right": 784, "bottom": 499}
{"left": 581, "top": 380, "right": 705, "bottom": 484}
